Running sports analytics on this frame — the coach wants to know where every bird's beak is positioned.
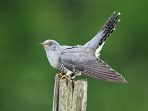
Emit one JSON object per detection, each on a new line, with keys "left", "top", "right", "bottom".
{"left": 40, "top": 43, "right": 44, "bottom": 46}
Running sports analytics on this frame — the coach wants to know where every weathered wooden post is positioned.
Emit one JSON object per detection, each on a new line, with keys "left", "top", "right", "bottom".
{"left": 53, "top": 74, "right": 87, "bottom": 111}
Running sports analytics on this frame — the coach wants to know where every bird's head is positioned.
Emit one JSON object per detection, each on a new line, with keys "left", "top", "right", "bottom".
{"left": 41, "top": 39, "right": 61, "bottom": 68}
{"left": 41, "top": 40, "right": 60, "bottom": 52}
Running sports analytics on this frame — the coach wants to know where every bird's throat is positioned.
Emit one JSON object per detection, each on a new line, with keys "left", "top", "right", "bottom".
{"left": 46, "top": 51, "right": 60, "bottom": 68}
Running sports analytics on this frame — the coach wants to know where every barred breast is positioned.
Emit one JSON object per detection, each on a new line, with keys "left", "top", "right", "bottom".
{"left": 46, "top": 51, "right": 60, "bottom": 69}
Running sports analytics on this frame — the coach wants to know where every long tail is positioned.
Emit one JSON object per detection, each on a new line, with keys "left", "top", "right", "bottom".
{"left": 84, "top": 12, "right": 121, "bottom": 50}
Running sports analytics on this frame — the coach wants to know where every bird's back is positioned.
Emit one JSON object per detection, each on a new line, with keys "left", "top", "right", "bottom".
{"left": 60, "top": 45, "right": 96, "bottom": 64}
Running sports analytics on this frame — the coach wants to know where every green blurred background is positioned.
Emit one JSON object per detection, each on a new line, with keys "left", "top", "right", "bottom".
{"left": 0, "top": 0, "right": 148, "bottom": 111}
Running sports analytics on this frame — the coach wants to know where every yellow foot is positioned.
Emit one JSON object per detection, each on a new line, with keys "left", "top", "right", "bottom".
{"left": 58, "top": 72, "right": 65, "bottom": 78}
{"left": 58, "top": 73, "right": 71, "bottom": 80}
{"left": 61, "top": 75, "right": 71, "bottom": 80}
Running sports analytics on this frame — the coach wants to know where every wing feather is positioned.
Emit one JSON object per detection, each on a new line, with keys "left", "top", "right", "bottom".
{"left": 81, "top": 59, "right": 127, "bottom": 83}
{"left": 61, "top": 57, "right": 127, "bottom": 83}
{"left": 60, "top": 47, "right": 127, "bottom": 83}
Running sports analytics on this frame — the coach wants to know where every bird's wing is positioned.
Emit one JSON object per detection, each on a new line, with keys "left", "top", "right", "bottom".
{"left": 61, "top": 52, "right": 127, "bottom": 83}
{"left": 80, "top": 59, "right": 127, "bottom": 83}
{"left": 61, "top": 46, "right": 95, "bottom": 65}
{"left": 84, "top": 12, "right": 120, "bottom": 53}
{"left": 60, "top": 45, "right": 79, "bottom": 50}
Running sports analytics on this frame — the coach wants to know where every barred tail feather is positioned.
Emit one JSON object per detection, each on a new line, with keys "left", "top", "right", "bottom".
{"left": 84, "top": 11, "right": 121, "bottom": 50}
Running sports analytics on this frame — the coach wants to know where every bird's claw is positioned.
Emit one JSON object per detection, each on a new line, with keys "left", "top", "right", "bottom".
{"left": 61, "top": 75, "right": 71, "bottom": 80}
{"left": 58, "top": 73, "right": 71, "bottom": 80}
{"left": 58, "top": 72, "right": 64, "bottom": 77}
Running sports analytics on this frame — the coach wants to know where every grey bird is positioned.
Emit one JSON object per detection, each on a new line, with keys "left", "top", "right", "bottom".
{"left": 41, "top": 12, "right": 127, "bottom": 83}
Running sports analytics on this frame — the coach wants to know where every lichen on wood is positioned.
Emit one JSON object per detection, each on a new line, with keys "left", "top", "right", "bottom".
{"left": 53, "top": 74, "right": 87, "bottom": 111}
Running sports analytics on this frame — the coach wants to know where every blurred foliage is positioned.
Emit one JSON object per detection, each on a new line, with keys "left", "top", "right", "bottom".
{"left": 0, "top": 0, "right": 148, "bottom": 111}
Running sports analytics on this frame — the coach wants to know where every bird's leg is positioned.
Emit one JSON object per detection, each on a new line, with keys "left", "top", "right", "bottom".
{"left": 58, "top": 72, "right": 65, "bottom": 78}
{"left": 58, "top": 70, "right": 72, "bottom": 80}
{"left": 69, "top": 71, "right": 81, "bottom": 80}
{"left": 58, "top": 72, "right": 70, "bottom": 80}
{"left": 70, "top": 73, "right": 76, "bottom": 80}
{"left": 64, "top": 70, "right": 73, "bottom": 80}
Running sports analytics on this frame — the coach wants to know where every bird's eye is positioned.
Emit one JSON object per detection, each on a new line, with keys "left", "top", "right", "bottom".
{"left": 47, "top": 42, "right": 52, "bottom": 46}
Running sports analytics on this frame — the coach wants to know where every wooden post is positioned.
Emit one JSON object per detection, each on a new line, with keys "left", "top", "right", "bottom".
{"left": 53, "top": 74, "right": 87, "bottom": 111}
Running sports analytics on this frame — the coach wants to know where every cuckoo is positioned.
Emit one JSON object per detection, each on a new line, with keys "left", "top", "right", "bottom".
{"left": 41, "top": 12, "right": 127, "bottom": 83}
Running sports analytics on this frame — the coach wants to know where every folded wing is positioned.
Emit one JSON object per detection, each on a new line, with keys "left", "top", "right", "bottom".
{"left": 80, "top": 59, "right": 127, "bottom": 83}
{"left": 61, "top": 49, "right": 127, "bottom": 83}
